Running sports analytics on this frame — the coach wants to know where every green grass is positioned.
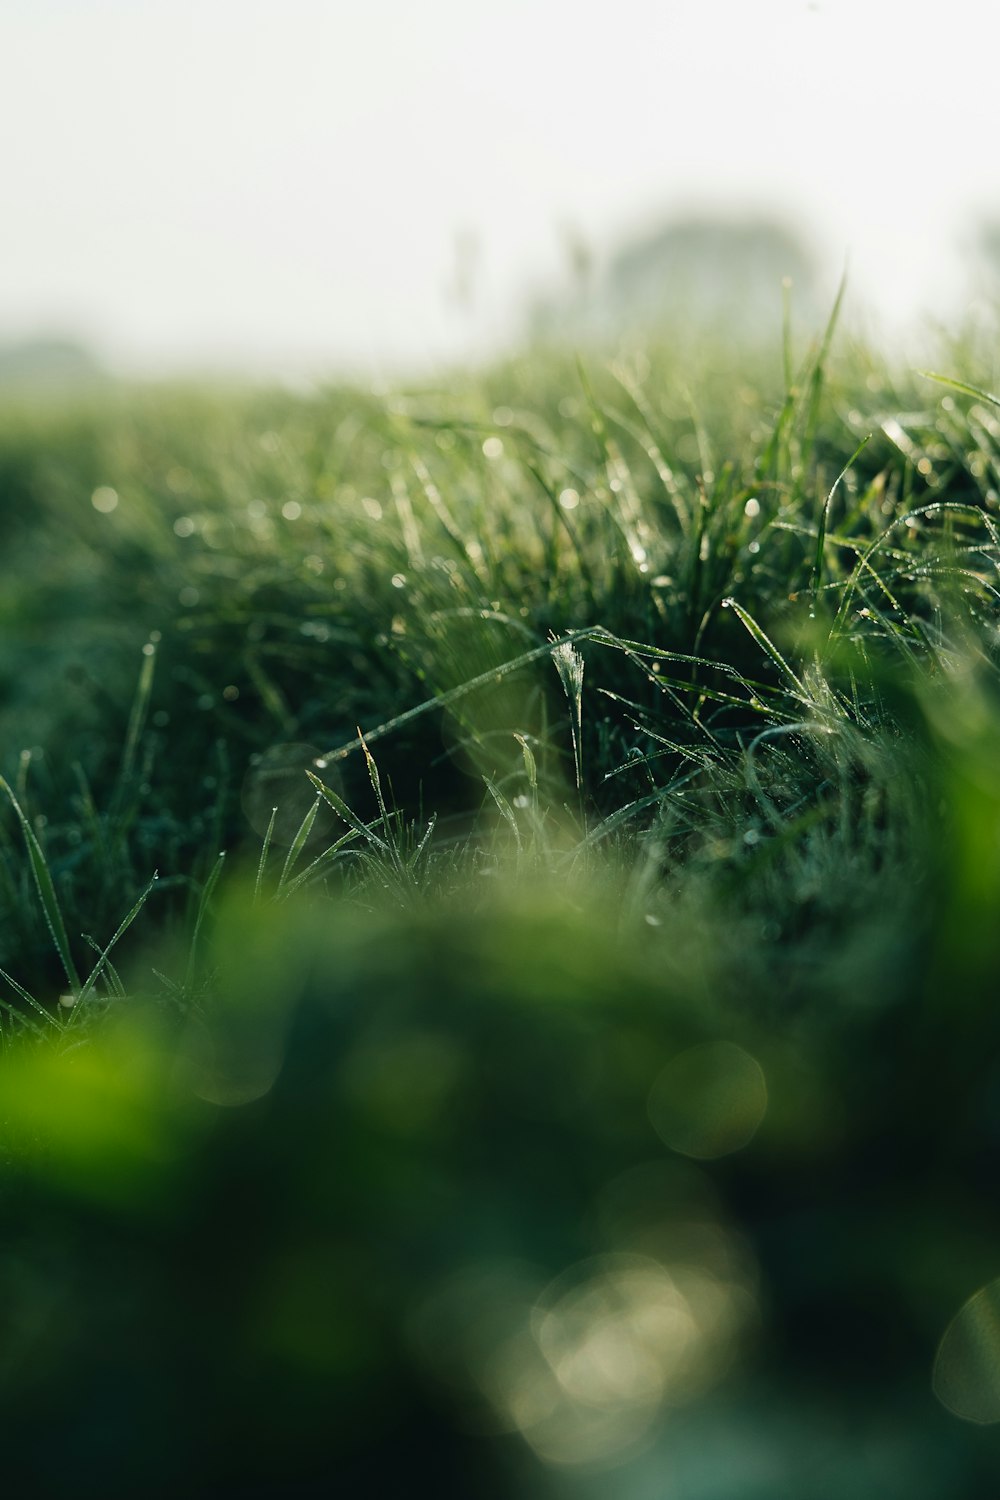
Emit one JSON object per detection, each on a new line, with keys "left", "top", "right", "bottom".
{"left": 3, "top": 316, "right": 1000, "bottom": 1495}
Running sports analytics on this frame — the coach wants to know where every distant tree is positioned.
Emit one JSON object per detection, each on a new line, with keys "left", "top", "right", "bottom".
{"left": 529, "top": 211, "right": 820, "bottom": 345}
{"left": 606, "top": 214, "right": 817, "bottom": 327}
{"left": 0, "top": 337, "right": 104, "bottom": 388}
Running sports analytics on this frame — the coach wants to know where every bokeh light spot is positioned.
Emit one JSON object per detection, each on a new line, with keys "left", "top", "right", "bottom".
{"left": 648, "top": 1042, "right": 768, "bottom": 1160}
{"left": 933, "top": 1278, "right": 1000, "bottom": 1424}
{"left": 91, "top": 485, "right": 118, "bottom": 513}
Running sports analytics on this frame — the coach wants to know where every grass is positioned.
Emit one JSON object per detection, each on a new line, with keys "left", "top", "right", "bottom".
{"left": 2, "top": 312, "right": 1000, "bottom": 1495}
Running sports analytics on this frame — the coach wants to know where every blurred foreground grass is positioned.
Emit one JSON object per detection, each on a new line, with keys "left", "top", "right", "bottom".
{"left": 2, "top": 321, "right": 1000, "bottom": 1494}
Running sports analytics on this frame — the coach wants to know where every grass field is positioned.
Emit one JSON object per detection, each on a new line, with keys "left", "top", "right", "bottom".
{"left": 3, "top": 309, "right": 1000, "bottom": 1496}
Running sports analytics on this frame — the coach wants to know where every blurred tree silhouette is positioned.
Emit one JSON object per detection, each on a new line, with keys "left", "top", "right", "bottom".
{"left": 531, "top": 212, "right": 820, "bottom": 344}
{"left": 0, "top": 336, "right": 104, "bottom": 389}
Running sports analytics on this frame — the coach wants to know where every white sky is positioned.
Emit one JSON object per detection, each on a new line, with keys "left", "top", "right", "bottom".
{"left": 1, "top": 0, "right": 997, "bottom": 375}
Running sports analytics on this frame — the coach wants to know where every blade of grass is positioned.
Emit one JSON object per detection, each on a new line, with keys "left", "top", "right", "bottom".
{"left": 813, "top": 435, "right": 872, "bottom": 603}
{"left": 73, "top": 872, "right": 160, "bottom": 1012}
{"left": 358, "top": 731, "right": 406, "bottom": 880}
{"left": 306, "top": 770, "right": 390, "bottom": 852}
{"left": 279, "top": 825, "right": 365, "bottom": 899}
{"left": 277, "top": 797, "right": 321, "bottom": 894}
{"left": 119, "top": 639, "right": 157, "bottom": 789}
{"left": 920, "top": 371, "right": 1000, "bottom": 410}
{"left": 719, "top": 600, "right": 809, "bottom": 702}
{"left": 552, "top": 641, "right": 585, "bottom": 791}
{"left": 315, "top": 629, "right": 599, "bottom": 763}
{"left": 0, "top": 965, "right": 63, "bottom": 1031}
{"left": 82, "top": 935, "right": 126, "bottom": 1000}
{"left": 254, "top": 805, "right": 278, "bottom": 903}
{"left": 484, "top": 777, "right": 524, "bottom": 855}
{"left": 0, "top": 995, "right": 47, "bottom": 1040}
{"left": 0, "top": 775, "right": 81, "bottom": 994}
{"left": 185, "top": 851, "right": 225, "bottom": 996}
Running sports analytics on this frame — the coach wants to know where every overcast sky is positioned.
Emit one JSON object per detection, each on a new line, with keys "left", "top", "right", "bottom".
{"left": 2, "top": 0, "right": 997, "bottom": 375}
